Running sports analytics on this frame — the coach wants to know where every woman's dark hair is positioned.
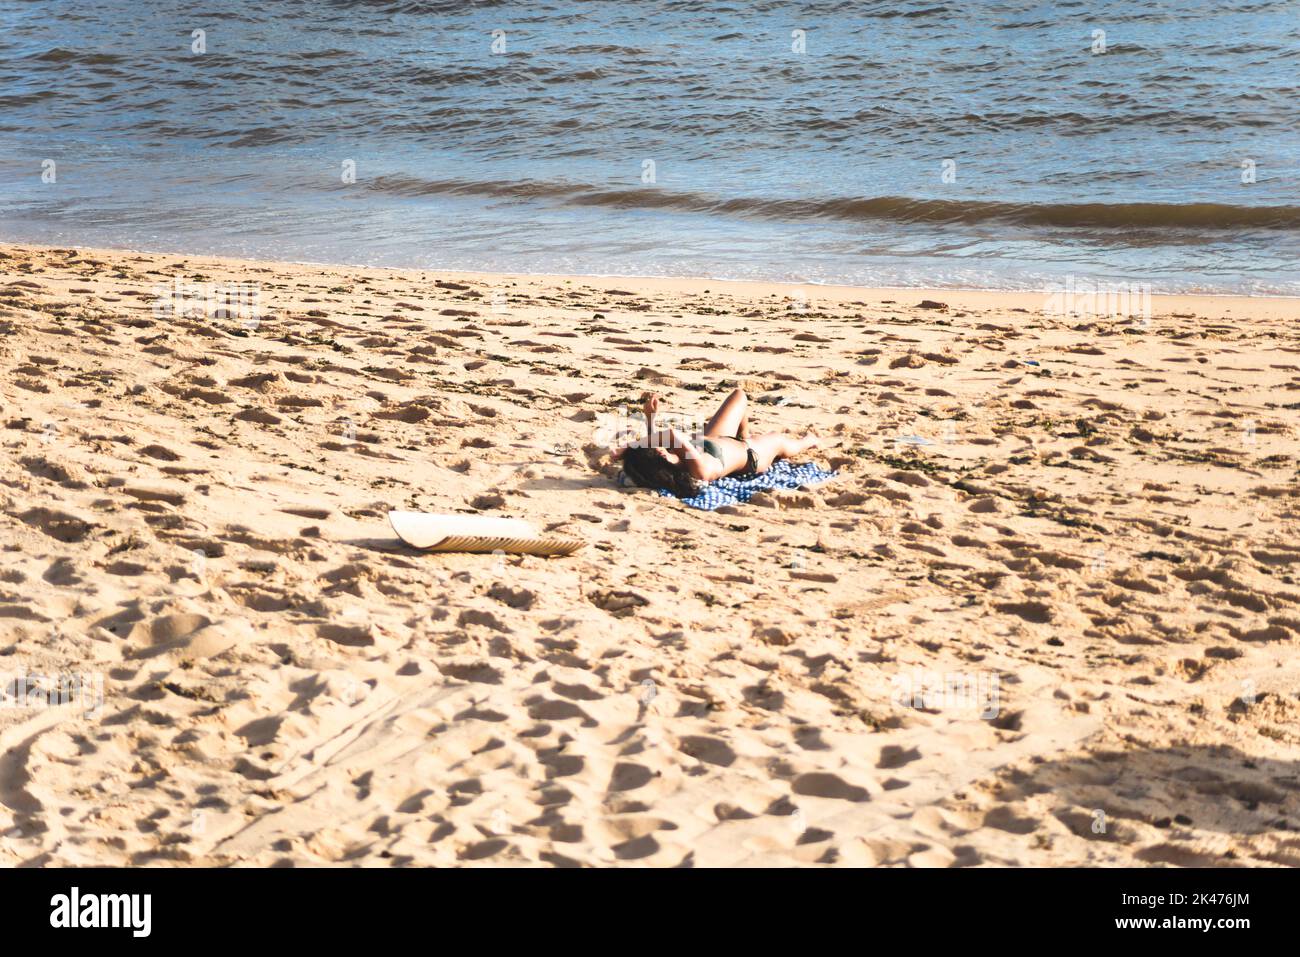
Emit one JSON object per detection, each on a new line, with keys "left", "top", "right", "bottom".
{"left": 621, "top": 446, "right": 700, "bottom": 498}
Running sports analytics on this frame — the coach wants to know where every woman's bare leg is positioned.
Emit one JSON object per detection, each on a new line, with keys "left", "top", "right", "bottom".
{"left": 747, "top": 431, "right": 820, "bottom": 472}
{"left": 704, "top": 387, "right": 748, "bottom": 439}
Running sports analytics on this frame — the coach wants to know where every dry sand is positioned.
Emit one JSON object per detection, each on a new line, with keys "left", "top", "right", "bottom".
{"left": 2, "top": 241, "right": 1299, "bottom": 867}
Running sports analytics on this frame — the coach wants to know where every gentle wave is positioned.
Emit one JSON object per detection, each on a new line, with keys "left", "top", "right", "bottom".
{"left": 365, "top": 175, "right": 1300, "bottom": 231}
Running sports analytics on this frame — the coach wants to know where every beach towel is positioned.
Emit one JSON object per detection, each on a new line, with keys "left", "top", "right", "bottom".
{"left": 623, "top": 459, "right": 837, "bottom": 511}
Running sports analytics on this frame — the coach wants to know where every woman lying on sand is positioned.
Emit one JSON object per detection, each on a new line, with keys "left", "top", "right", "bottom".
{"left": 616, "top": 388, "right": 820, "bottom": 497}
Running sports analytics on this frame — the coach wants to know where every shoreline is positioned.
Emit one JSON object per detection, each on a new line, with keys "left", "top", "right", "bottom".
{"left": 5, "top": 240, "right": 1300, "bottom": 315}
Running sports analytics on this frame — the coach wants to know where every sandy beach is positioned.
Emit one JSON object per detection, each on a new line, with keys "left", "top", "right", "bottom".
{"left": 2, "top": 241, "right": 1298, "bottom": 867}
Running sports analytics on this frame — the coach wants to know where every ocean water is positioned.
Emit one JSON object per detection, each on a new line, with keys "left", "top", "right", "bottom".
{"left": 1, "top": 0, "right": 1297, "bottom": 294}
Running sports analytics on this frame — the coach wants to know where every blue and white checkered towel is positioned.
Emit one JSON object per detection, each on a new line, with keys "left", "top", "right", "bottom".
{"left": 624, "top": 459, "right": 837, "bottom": 511}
